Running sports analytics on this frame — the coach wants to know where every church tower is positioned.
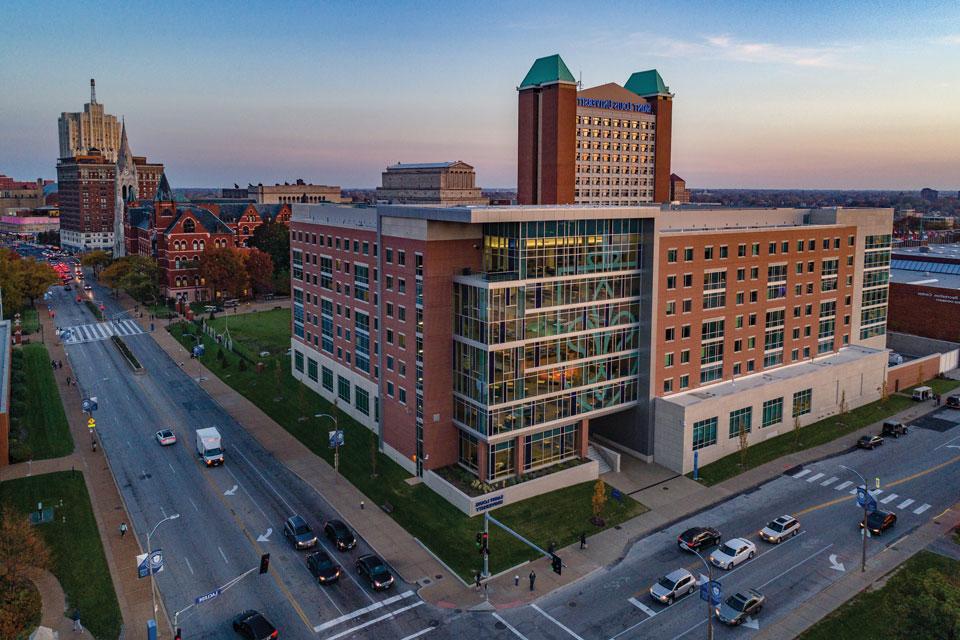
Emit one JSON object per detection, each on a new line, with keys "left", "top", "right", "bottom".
{"left": 113, "top": 120, "right": 137, "bottom": 258}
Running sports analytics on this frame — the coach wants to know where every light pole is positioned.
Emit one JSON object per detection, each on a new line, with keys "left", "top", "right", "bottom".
{"left": 315, "top": 401, "right": 340, "bottom": 482}
{"left": 840, "top": 464, "right": 869, "bottom": 572}
{"left": 146, "top": 513, "right": 180, "bottom": 620}
{"left": 688, "top": 547, "right": 715, "bottom": 640}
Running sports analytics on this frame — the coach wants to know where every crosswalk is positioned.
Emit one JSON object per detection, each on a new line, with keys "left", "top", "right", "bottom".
{"left": 790, "top": 468, "right": 932, "bottom": 515}
{"left": 60, "top": 320, "right": 144, "bottom": 345}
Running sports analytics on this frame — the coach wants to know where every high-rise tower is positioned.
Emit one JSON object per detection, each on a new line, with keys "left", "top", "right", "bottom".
{"left": 58, "top": 79, "right": 122, "bottom": 162}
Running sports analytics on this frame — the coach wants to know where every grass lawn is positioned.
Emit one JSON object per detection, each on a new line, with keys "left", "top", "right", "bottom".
{"left": 0, "top": 472, "right": 122, "bottom": 640}
{"left": 18, "top": 308, "right": 39, "bottom": 334}
{"left": 205, "top": 308, "right": 291, "bottom": 360}
{"left": 691, "top": 394, "right": 915, "bottom": 486}
{"left": 903, "top": 378, "right": 960, "bottom": 397}
{"left": 801, "top": 551, "right": 960, "bottom": 640}
{"left": 16, "top": 344, "right": 73, "bottom": 460}
{"left": 168, "top": 321, "right": 646, "bottom": 580}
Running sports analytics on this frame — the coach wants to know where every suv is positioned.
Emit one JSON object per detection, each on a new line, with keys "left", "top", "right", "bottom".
{"left": 356, "top": 554, "right": 394, "bottom": 591}
{"left": 881, "top": 421, "right": 908, "bottom": 438}
{"left": 677, "top": 526, "right": 721, "bottom": 552}
{"left": 759, "top": 515, "right": 800, "bottom": 543}
{"left": 283, "top": 515, "right": 318, "bottom": 550}
{"left": 324, "top": 520, "right": 357, "bottom": 551}
{"left": 946, "top": 395, "right": 960, "bottom": 409}
{"left": 232, "top": 610, "right": 278, "bottom": 640}
{"left": 649, "top": 568, "right": 697, "bottom": 605}
{"left": 857, "top": 434, "right": 884, "bottom": 450}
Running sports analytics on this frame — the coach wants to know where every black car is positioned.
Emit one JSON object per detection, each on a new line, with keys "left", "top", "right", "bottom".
{"left": 306, "top": 551, "right": 341, "bottom": 585}
{"left": 356, "top": 554, "right": 394, "bottom": 591}
{"left": 715, "top": 589, "right": 765, "bottom": 625}
{"left": 946, "top": 395, "right": 960, "bottom": 409}
{"left": 283, "top": 515, "right": 318, "bottom": 550}
{"left": 324, "top": 519, "right": 357, "bottom": 551}
{"left": 860, "top": 510, "right": 897, "bottom": 535}
{"left": 677, "top": 526, "right": 721, "bottom": 552}
{"left": 881, "top": 421, "right": 908, "bottom": 438}
{"left": 232, "top": 610, "right": 278, "bottom": 640}
{"left": 857, "top": 434, "right": 884, "bottom": 450}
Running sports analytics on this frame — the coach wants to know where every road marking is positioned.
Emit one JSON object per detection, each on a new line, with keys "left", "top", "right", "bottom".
{"left": 314, "top": 590, "right": 416, "bottom": 632}
{"left": 897, "top": 498, "right": 915, "bottom": 509}
{"left": 399, "top": 628, "right": 435, "bottom": 640}
{"left": 820, "top": 476, "right": 838, "bottom": 486}
{"left": 792, "top": 469, "right": 811, "bottom": 479}
{"left": 230, "top": 445, "right": 296, "bottom": 513}
{"left": 914, "top": 503, "right": 931, "bottom": 515}
{"left": 934, "top": 432, "right": 960, "bottom": 450}
{"left": 217, "top": 546, "right": 228, "bottom": 564}
{"left": 492, "top": 613, "right": 528, "bottom": 640}
{"left": 168, "top": 463, "right": 176, "bottom": 475}
{"left": 183, "top": 556, "right": 194, "bottom": 575}
{"left": 849, "top": 488, "right": 858, "bottom": 495}
{"left": 188, "top": 497, "right": 199, "bottom": 512}
{"left": 880, "top": 493, "right": 899, "bottom": 504}
{"left": 806, "top": 472, "right": 825, "bottom": 483}
{"left": 532, "top": 604, "right": 585, "bottom": 640}
{"left": 628, "top": 597, "right": 657, "bottom": 618}
{"left": 323, "top": 601, "right": 424, "bottom": 640}
{"left": 835, "top": 480, "right": 853, "bottom": 491}
{"left": 870, "top": 489, "right": 883, "bottom": 496}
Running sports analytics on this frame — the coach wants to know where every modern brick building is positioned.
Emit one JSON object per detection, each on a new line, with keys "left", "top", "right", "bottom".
{"left": 375, "top": 161, "right": 487, "bottom": 205}
{"left": 888, "top": 243, "right": 960, "bottom": 342}
{"left": 517, "top": 54, "right": 673, "bottom": 206}
{"left": 290, "top": 203, "right": 892, "bottom": 510}
{"left": 669, "top": 174, "right": 689, "bottom": 203}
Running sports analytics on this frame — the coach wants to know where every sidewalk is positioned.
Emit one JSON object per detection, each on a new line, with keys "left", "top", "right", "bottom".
{"left": 754, "top": 502, "right": 960, "bottom": 639}
{"left": 26, "top": 567, "right": 76, "bottom": 639}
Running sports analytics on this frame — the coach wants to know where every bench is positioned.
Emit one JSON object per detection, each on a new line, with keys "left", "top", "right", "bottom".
{"left": 380, "top": 502, "right": 394, "bottom": 514}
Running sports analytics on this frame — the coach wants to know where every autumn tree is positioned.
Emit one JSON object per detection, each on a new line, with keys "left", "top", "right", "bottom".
{"left": 200, "top": 247, "right": 248, "bottom": 300}
{"left": 81, "top": 249, "right": 112, "bottom": 276}
{"left": 20, "top": 260, "right": 59, "bottom": 306}
{"left": 0, "top": 250, "right": 26, "bottom": 315}
{"left": 244, "top": 248, "right": 275, "bottom": 296}
{"left": 590, "top": 478, "right": 607, "bottom": 526}
{"left": 249, "top": 220, "right": 290, "bottom": 275}
{"left": 0, "top": 511, "right": 52, "bottom": 639}
{"left": 99, "top": 255, "right": 160, "bottom": 303}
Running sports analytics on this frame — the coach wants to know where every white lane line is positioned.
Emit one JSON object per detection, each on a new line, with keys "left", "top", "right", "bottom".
{"left": 792, "top": 469, "right": 811, "bottom": 479}
{"left": 323, "top": 601, "right": 424, "bottom": 640}
{"left": 188, "top": 498, "right": 200, "bottom": 512}
{"left": 183, "top": 557, "right": 194, "bottom": 575}
{"left": 314, "top": 590, "right": 415, "bottom": 633}
{"left": 914, "top": 503, "right": 931, "bottom": 515}
{"left": 898, "top": 498, "right": 915, "bottom": 509}
{"left": 849, "top": 488, "right": 859, "bottom": 495}
{"left": 806, "top": 472, "right": 825, "bottom": 483}
{"left": 835, "top": 480, "right": 853, "bottom": 491}
{"left": 217, "top": 546, "right": 228, "bottom": 564}
{"left": 160, "top": 505, "right": 167, "bottom": 518}
{"left": 168, "top": 463, "right": 176, "bottom": 475}
{"left": 880, "top": 494, "right": 899, "bottom": 504}
{"left": 230, "top": 445, "right": 295, "bottom": 513}
{"left": 223, "top": 464, "right": 273, "bottom": 524}
{"left": 531, "top": 604, "right": 585, "bottom": 640}
{"left": 628, "top": 597, "right": 657, "bottom": 618}
{"left": 820, "top": 476, "right": 838, "bottom": 486}
{"left": 870, "top": 489, "right": 884, "bottom": 496}
{"left": 400, "top": 628, "right": 435, "bottom": 640}
{"left": 934, "top": 432, "right": 960, "bottom": 450}
{"left": 492, "top": 613, "right": 528, "bottom": 640}
{"left": 759, "top": 543, "right": 833, "bottom": 588}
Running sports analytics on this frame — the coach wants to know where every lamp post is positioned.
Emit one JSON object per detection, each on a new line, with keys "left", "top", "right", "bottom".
{"left": 840, "top": 464, "right": 869, "bottom": 572}
{"left": 315, "top": 401, "right": 340, "bottom": 482}
{"left": 688, "top": 547, "right": 715, "bottom": 640}
{"left": 146, "top": 513, "right": 180, "bottom": 620}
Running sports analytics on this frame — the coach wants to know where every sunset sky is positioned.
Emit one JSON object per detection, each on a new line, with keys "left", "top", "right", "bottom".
{"left": 2, "top": 0, "right": 959, "bottom": 190}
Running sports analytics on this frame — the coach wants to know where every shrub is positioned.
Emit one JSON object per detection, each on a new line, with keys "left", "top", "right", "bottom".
{"left": 8, "top": 440, "right": 32, "bottom": 463}
{"left": 238, "top": 359, "right": 247, "bottom": 372}
{"left": 10, "top": 400, "right": 26, "bottom": 417}
{"left": 11, "top": 370, "right": 26, "bottom": 385}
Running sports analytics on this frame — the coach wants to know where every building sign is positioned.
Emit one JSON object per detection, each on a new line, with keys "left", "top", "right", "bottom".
{"left": 916, "top": 291, "right": 960, "bottom": 305}
{"left": 577, "top": 97, "right": 652, "bottom": 113}
{"left": 474, "top": 494, "right": 504, "bottom": 512}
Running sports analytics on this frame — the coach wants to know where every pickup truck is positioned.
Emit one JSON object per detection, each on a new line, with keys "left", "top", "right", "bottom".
{"left": 195, "top": 427, "right": 224, "bottom": 466}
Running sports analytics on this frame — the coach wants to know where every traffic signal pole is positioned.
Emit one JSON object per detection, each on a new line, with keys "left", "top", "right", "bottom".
{"left": 484, "top": 512, "right": 566, "bottom": 574}
{"left": 482, "top": 513, "right": 490, "bottom": 578}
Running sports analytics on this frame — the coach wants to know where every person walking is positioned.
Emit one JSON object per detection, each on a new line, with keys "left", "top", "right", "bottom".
{"left": 119, "top": 522, "right": 128, "bottom": 538}
{"left": 475, "top": 571, "right": 482, "bottom": 590}
{"left": 529, "top": 570, "right": 536, "bottom": 591}
{"left": 514, "top": 574, "right": 520, "bottom": 587}
{"left": 71, "top": 609, "right": 83, "bottom": 633}
{"left": 580, "top": 532, "right": 587, "bottom": 550}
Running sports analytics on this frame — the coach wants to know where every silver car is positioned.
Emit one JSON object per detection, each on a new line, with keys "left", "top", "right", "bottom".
{"left": 716, "top": 588, "right": 765, "bottom": 625}
{"left": 649, "top": 568, "right": 697, "bottom": 605}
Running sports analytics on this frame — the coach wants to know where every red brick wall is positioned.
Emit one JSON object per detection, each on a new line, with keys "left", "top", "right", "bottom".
{"left": 651, "top": 97, "right": 673, "bottom": 203}
{"left": 517, "top": 89, "right": 538, "bottom": 205}
{"left": 886, "top": 355, "right": 939, "bottom": 393}
{"left": 888, "top": 283, "right": 960, "bottom": 342}
{"left": 517, "top": 83, "right": 576, "bottom": 205}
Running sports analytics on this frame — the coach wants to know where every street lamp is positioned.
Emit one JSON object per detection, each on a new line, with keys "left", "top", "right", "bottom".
{"left": 315, "top": 401, "right": 340, "bottom": 482}
{"left": 687, "top": 546, "right": 715, "bottom": 640}
{"left": 146, "top": 513, "right": 180, "bottom": 620}
{"left": 839, "top": 464, "right": 869, "bottom": 572}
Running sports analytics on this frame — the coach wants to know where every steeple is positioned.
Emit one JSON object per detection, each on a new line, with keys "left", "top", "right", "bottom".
{"left": 117, "top": 120, "right": 134, "bottom": 169}
{"left": 155, "top": 172, "right": 174, "bottom": 202}
{"left": 90, "top": 78, "right": 97, "bottom": 104}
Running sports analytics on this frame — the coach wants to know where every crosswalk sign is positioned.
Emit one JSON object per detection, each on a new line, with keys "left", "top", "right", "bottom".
{"left": 87, "top": 417, "right": 96, "bottom": 430}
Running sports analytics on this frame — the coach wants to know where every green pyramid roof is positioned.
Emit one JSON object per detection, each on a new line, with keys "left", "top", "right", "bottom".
{"left": 519, "top": 54, "right": 576, "bottom": 89}
{"left": 624, "top": 70, "right": 670, "bottom": 97}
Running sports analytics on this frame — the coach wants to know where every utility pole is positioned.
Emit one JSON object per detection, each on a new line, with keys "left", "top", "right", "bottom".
{"left": 688, "top": 547, "right": 715, "bottom": 640}
{"left": 840, "top": 464, "right": 869, "bottom": 572}
{"left": 146, "top": 514, "right": 180, "bottom": 622}
{"left": 482, "top": 513, "right": 490, "bottom": 578}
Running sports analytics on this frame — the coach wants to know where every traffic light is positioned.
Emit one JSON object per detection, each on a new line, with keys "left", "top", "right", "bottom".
{"left": 478, "top": 531, "right": 489, "bottom": 555}
{"left": 551, "top": 553, "right": 562, "bottom": 575}
{"left": 475, "top": 532, "right": 482, "bottom": 549}
{"left": 175, "top": 629, "right": 182, "bottom": 640}
{"left": 259, "top": 553, "right": 270, "bottom": 574}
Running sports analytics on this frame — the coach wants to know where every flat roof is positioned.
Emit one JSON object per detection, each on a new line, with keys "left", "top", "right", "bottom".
{"left": 894, "top": 242, "right": 960, "bottom": 260}
{"left": 377, "top": 203, "right": 661, "bottom": 224}
{"left": 891, "top": 267, "right": 960, "bottom": 290}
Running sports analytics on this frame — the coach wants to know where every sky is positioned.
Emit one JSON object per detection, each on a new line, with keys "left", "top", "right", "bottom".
{"left": 2, "top": 0, "right": 960, "bottom": 190}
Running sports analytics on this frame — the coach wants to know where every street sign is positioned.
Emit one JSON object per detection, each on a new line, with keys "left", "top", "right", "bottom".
{"left": 87, "top": 418, "right": 96, "bottom": 430}
{"left": 329, "top": 430, "right": 344, "bottom": 449}
{"left": 856, "top": 487, "right": 877, "bottom": 512}
{"left": 137, "top": 549, "right": 164, "bottom": 578}
{"left": 194, "top": 589, "right": 221, "bottom": 605}
{"left": 700, "top": 579, "right": 722, "bottom": 604}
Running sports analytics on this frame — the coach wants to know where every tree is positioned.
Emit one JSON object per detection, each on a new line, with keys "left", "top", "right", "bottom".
{"left": 272, "top": 269, "right": 290, "bottom": 296}
{"left": 889, "top": 566, "right": 960, "bottom": 639}
{"left": 793, "top": 414, "right": 802, "bottom": 446}
{"left": 99, "top": 255, "right": 160, "bottom": 303}
{"left": 81, "top": 249, "right": 112, "bottom": 277}
{"left": 738, "top": 424, "right": 749, "bottom": 469}
{"left": 20, "top": 260, "right": 58, "bottom": 306}
{"left": 0, "top": 250, "right": 26, "bottom": 316}
{"left": 200, "top": 248, "right": 248, "bottom": 301}
{"left": 36, "top": 230, "right": 60, "bottom": 247}
{"left": 244, "top": 248, "right": 275, "bottom": 296}
{"left": 0, "top": 511, "right": 52, "bottom": 639}
{"left": 590, "top": 478, "right": 607, "bottom": 527}
{"left": 250, "top": 220, "right": 289, "bottom": 275}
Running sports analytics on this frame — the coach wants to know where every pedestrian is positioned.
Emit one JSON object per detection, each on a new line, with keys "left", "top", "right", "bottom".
{"left": 360, "top": 500, "right": 365, "bottom": 510}
{"left": 514, "top": 574, "right": 520, "bottom": 587}
{"left": 119, "top": 522, "right": 128, "bottom": 538}
{"left": 547, "top": 541, "right": 555, "bottom": 554}
{"left": 529, "top": 570, "right": 536, "bottom": 591}
{"left": 91, "top": 437, "right": 97, "bottom": 452}
{"left": 71, "top": 608, "right": 82, "bottom": 633}
{"left": 66, "top": 376, "right": 72, "bottom": 386}
{"left": 580, "top": 532, "right": 587, "bottom": 550}
{"left": 475, "top": 571, "right": 482, "bottom": 590}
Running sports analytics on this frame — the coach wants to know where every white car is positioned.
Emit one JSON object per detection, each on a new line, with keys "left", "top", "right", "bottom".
{"left": 155, "top": 429, "right": 177, "bottom": 446}
{"left": 709, "top": 538, "right": 756, "bottom": 570}
{"left": 759, "top": 515, "right": 800, "bottom": 543}
{"left": 649, "top": 568, "right": 697, "bottom": 605}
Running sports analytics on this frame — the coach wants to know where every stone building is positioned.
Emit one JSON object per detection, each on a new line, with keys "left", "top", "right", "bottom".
{"left": 375, "top": 161, "right": 487, "bottom": 205}
{"left": 58, "top": 79, "right": 122, "bottom": 163}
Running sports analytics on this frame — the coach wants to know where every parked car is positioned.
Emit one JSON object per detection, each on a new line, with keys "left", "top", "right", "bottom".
{"left": 283, "top": 515, "right": 318, "bottom": 550}
{"left": 306, "top": 551, "right": 341, "bottom": 585}
{"left": 155, "top": 429, "right": 177, "bottom": 446}
{"left": 709, "top": 538, "right": 756, "bottom": 570}
{"left": 759, "top": 515, "right": 800, "bottom": 543}
{"left": 881, "top": 421, "right": 908, "bottom": 438}
{"left": 715, "top": 589, "right": 765, "bottom": 625}
{"left": 677, "top": 526, "right": 721, "bottom": 552}
{"left": 232, "top": 610, "right": 278, "bottom": 640}
{"left": 860, "top": 510, "right": 897, "bottom": 535}
{"left": 324, "top": 519, "right": 357, "bottom": 551}
{"left": 946, "top": 394, "right": 960, "bottom": 409}
{"left": 356, "top": 554, "right": 394, "bottom": 591}
{"left": 857, "top": 434, "right": 884, "bottom": 450}
{"left": 649, "top": 568, "right": 697, "bottom": 605}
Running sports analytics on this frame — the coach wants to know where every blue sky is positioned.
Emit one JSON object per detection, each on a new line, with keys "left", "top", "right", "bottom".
{"left": 2, "top": 0, "right": 960, "bottom": 189}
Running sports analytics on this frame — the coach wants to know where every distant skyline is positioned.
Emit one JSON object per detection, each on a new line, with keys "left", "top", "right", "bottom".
{"left": 2, "top": 1, "right": 960, "bottom": 190}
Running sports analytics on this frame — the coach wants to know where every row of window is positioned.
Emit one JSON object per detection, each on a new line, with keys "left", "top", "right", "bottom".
{"left": 575, "top": 116, "right": 653, "bottom": 128}
{"left": 292, "top": 351, "right": 376, "bottom": 419}
{"left": 666, "top": 237, "right": 855, "bottom": 264}
{"left": 692, "top": 389, "right": 812, "bottom": 451}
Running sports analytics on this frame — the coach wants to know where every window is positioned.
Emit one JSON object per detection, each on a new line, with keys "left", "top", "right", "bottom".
{"left": 665, "top": 301, "right": 676, "bottom": 316}
{"left": 524, "top": 424, "right": 578, "bottom": 470}
{"left": 398, "top": 250, "right": 406, "bottom": 266}
{"left": 337, "top": 376, "right": 351, "bottom": 403}
{"left": 663, "top": 379, "right": 673, "bottom": 393}
{"left": 729, "top": 407, "right": 752, "bottom": 438}
{"left": 665, "top": 327, "right": 675, "bottom": 341}
{"left": 294, "top": 350, "right": 304, "bottom": 372}
{"left": 762, "top": 398, "right": 783, "bottom": 427}
{"left": 683, "top": 299, "right": 692, "bottom": 313}
{"left": 704, "top": 246, "right": 714, "bottom": 260}
{"left": 680, "top": 374, "right": 689, "bottom": 389}
{"left": 667, "top": 249, "right": 677, "bottom": 263}
{"left": 684, "top": 247, "right": 694, "bottom": 261}
{"left": 792, "top": 388, "right": 812, "bottom": 417}
{"left": 681, "top": 324, "right": 691, "bottom": 339}
{"left": 667, "top": 275, "right": 677, "bottom": 290}
{"left": 720, "top": 245, "right": 728, "bottom": 259}
{"left": 680, "top": 349, "right": 690, "bottom": 364}
{"left": 307, "top": 358, "right": 318, "bottom": 382}
{"left": 398, "top": 387, "right": 407, "bottom": 404}
{"left": 683, "top": 274, "right": 693, "bottom": 287}
{"left": 737, "top": 243, "right": 747, "bottom": 257}
{"left": 664, "top": 352, "right": 674, "bottom": 367}
{"left": 355, "top": 388, "right": 370, "bottom": 415}
{"left": 737, "top": 267, "right": 745, "bottom": 282}
{"left": 692, "top": 417, "right": 718, "bottom": 450}
{"left": 398, "top": 278, "right": 406, "bottom": 294}
{"left": 322, "top": 366, "right": 333, "bottom": 391}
